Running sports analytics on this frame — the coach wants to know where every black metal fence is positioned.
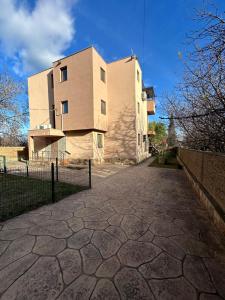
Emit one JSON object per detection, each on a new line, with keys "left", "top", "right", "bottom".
{"left": 0, "top": 159, "right": 92, "bottom": 221}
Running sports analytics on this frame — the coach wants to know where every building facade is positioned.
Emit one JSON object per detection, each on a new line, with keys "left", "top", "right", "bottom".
{"left": 28, "top": 46, "right": 155, "bottom": 164}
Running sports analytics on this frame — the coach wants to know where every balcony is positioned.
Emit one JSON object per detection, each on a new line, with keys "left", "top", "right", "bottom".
{"left": 29, "top": 128, "right": 65, "bottom": 137}
{"left": 147, "top": 100, "right": 156, "bottom": 115}
{"left": 148, "top": 130, "right": 156, "bottom": 136}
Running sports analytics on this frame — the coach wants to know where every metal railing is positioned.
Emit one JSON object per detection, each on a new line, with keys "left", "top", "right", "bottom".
{"left": 32, "top": 151, "right": 65, "bottom": 162}
{"left": 0, "top": 159, "right": 92, "bottom": 221}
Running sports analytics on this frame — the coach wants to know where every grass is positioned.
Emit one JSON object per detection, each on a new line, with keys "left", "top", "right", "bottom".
{"left": 0, "top": 174, "right": 87, "bottom": 221}
{"left": 149, "top": 150, "right": 182, "bottom": 169}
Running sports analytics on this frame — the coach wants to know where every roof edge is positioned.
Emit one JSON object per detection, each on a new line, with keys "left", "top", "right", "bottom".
{"left": 28, "top": 66, "right": 53, "bottom": 78}
{"left": 52, "top": 46, "right": 93, "bottom": 63}
{"left": 28, "top": 47, "right": 142, "bottom": 79}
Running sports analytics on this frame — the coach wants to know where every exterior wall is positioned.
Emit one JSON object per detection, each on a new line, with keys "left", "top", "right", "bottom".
{"left": 28, "top": 136, "right": 34, "bottom": 159}
{"left": 53, "top": 130, "right": 104, "bottom": 162}
{"left": 53, "top": 47, "right": 94, "bottom": 131}
{"left": 0, "top": 147, "right": 27, "bottom": 161}
{"left": 104, "top": 57, "right": 137, "bottom": 162}
{"left": 93, "top": 131, "right": 104, "bottom": 162}
{"left": 65, "top": 131, "right": 93, "bottom": 160}
{"left": 135, "top": 61, "right": 149, "bottom": 162}
{"left": 92, "top": 48, "right": 108, "bottom": 132}
{"left": 28, "top": 68, "right": 54, "bottom": 130}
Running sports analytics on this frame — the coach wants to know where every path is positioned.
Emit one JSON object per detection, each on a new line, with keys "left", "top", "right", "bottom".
{"left": 0, "top": 159, "right": 225, "bottom": 299}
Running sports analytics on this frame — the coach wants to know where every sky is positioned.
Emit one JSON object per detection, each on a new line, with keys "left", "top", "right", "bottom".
{"left": 0, "top": 0, "right": 224, "bottom": 125}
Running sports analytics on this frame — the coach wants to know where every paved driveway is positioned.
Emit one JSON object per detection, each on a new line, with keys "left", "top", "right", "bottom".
{"left": 0, "top": 159, "right": 225, "bottom": 299}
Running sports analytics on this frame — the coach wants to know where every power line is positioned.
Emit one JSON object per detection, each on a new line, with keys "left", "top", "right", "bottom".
{"left": 29, "top": 108, "right": 55, "bottom": 111}
{"left": 142, "top": 0, "right": 146, "bottom": 73}
{"left": 0, "top": 112, "right": 28, "bottom": 121}
{"left": 1, "top": 108, "right": 57, "bottom": 122}
{"left": 159, "top": 108, "right": 225, "bottom": 120}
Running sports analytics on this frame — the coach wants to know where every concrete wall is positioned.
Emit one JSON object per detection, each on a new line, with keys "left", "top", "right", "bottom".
{"left": 28, "top": 68, "right": 54, "bottom": 130}
{"left": 104, "top": 57, "right": 137, "bottom": 162}
{"left": 65, "top": 131, "right": 93, "bottom": 160}
{"left": 92, "top": 48, "right": 108, "bottom": 132}
{"left": 53, "top": 47, "right": 94, "bottom": 131}
{"left": 135, "top": 60, "right": 149, "bottom": 162}
{"left": 93, "top": 131, "right": 104, "bottom": 162}
{"left": 65, "top": 131, "right": 104, "bottom": 162}
{"left": 178, "top": 148, "right": 225, "bottom": 231}
{"left": 0, "top": 147, "right": 27, "bottom": 160}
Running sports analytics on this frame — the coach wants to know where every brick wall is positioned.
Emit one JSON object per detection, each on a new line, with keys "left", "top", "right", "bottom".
{"left": 178, "top": 148, "right": 225, "bottom": 215}
{"left": 0, "top": 147, "right": 28, "bottom": 161}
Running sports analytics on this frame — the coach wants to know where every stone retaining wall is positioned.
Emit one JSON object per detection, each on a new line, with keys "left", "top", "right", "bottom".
{"left": 178, "top": 148, "right": 225, "bottom": 233}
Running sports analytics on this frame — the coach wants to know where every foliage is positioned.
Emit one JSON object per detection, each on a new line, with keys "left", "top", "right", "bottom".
{"left": 148, "top": 121, "right": 167, "bottom": 146}
{"left": 166, "top": 7, "right": 225, "bottom": 152}
{"left": 0, "top": 72, "right": 27, "bottom": 146}
{"left": 149, "top": 150, "right": 181, "bottom": 169}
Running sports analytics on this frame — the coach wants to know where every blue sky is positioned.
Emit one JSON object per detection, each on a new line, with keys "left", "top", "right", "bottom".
{"left": 0, "top": 0, "right": 224, "bottom": 124}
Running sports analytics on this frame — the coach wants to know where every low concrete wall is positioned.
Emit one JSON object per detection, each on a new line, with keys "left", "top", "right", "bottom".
{"left": 0, "top": 147, "right": 28, "bottom": 161}
{"left": 178, "top": 148, "right": 225, "bottom": 233}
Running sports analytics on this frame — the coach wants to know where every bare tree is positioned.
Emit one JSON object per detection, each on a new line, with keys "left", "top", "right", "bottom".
{"left": 0, "top": 72, "right": 27, "bottom": 146}
{"left": 166, "top": 6, "right": 225, "bottom": 152}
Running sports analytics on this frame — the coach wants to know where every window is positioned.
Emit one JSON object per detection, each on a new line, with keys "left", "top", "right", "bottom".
{"left": 97, "top": 134, "right": 103, "bottom": 148}
{"left": 138, "top": 102, "right": 140, "bottom": 114}
{"left": 137, "top": 70, "right": 140, "bottom": 82}
{"left": 143, "top": 135, "right": 147, "bottom": 142}
{"left": 50, "top": 74, "right": 54, "bottom": 88}
{"left": 62, "top": 101, "right": 68, "bottom": 114}
{"left": 60, "top": 66, "right": 67, "bottom": 82}
{"left": 138, "top": 134, "right": 141, "bottom": 146}
{"left": 100, "top": 67, "right": 106, "bottom": 82}
{"left": 101, "top": 100, "right": 106, "bottom": 115}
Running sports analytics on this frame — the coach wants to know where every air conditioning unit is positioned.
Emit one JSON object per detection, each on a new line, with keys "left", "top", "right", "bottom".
{"left": 47, "top": 124, "right": 52, "bottom": 129}
{"left": 142, "top": 91, "right": 147, "bottom": 101}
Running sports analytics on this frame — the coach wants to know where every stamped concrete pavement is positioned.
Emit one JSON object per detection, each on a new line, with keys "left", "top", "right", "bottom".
{"left": 0, "top": 159, "right": 225, "bottom": 299}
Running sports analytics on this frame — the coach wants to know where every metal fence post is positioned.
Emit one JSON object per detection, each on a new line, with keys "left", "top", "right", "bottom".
{"left": 51, "top": 163, "right": 55, "bottom": 202}
{"left": 89, "top": 159, "right": 92, "bottom": 189}
{"left": 56, "top": 157, "right": 59, "bottom": 182}
{"left": 26, "top": 161, "right": 29, "bottom": 177}
{"left": 3, "top": 156, "right": 7, "bottom": 174}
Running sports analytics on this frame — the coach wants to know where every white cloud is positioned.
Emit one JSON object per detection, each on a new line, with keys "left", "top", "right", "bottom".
{"left": 0, "top": 0, "right": 76, "bottom": 74}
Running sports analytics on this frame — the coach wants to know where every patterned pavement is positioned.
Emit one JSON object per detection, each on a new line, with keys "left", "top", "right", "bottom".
{"left": 0, "top": 159, "right": 225, "bottom": 299}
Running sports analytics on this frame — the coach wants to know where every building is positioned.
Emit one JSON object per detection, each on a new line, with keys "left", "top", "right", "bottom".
{"left": 28, "top": 46, "right": 155, "bottom": 164}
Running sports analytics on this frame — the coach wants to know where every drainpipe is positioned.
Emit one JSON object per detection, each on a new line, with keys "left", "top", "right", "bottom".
{"left": 52, "top": 105, "right": 56, "bottom": 129}
{"left": 61, "top": 114, "right": 63, "bottom": 131}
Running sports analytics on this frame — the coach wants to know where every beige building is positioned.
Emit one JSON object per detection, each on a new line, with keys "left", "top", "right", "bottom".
{"left": 28, "top": 46, "right": 155, "bottom": 164}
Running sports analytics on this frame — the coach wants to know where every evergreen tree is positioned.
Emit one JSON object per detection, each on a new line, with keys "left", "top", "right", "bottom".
{"left": 167, "top": 115, "right": 177, "bottom": 147}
